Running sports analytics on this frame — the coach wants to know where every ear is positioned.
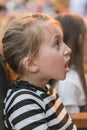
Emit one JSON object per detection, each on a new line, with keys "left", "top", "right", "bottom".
{"left": 22, "top": 57, "right": 39, "bottom": 73}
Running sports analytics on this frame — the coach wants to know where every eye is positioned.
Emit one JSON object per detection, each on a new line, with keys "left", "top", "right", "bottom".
{"left": 55, "top": 40, "right": 60, "bottom": 49}
{"left": 56, "top": 40, "right": 59, "bottom": 46}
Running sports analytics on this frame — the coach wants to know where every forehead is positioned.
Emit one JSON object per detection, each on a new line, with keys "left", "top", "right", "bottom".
{"left": 50, "top": 24, "right": 63, "bottom": 37}
{"left": 42, "top": 23, "right": 63, "bottom": 42}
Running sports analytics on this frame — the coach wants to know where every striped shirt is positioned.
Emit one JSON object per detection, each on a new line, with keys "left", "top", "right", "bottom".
{"left": 4, "top": 80, "right": 77, "bottom": 130}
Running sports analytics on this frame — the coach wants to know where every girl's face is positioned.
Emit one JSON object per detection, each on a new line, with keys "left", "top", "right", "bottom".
{"left": 35, "top": 25, "right": 71, "bottom": 81}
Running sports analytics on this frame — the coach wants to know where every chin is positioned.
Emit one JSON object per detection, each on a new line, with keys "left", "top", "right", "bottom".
{"left": 60, "top": 78, "right": 65, "bottom": 80}
{"left": 60, "top": 75, "right": 66, "bottom": 80}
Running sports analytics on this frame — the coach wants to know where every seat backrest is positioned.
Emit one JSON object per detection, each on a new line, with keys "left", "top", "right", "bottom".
{"left": 71, "top": 112, "right": 87, "bottom": 130}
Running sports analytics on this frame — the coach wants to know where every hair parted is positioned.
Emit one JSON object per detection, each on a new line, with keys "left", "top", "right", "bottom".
{"left": 2, "top": 13, "right": 61, "bottom": 74}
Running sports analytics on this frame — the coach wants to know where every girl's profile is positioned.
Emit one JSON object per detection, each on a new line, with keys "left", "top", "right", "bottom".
{"left": 2, "top": 13, "right": 77, "bottom": 130}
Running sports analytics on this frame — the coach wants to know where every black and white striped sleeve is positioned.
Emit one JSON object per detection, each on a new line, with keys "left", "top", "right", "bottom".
{"left": 5, "top": 90, "right": 49, "bottom": 130}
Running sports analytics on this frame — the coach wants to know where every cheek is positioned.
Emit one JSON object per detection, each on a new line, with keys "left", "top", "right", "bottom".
{"left": 50, "top": 56, "right": 63, "bottom": 72}
{"left": 38, "top": 51, "right": 63, "bottom": 73}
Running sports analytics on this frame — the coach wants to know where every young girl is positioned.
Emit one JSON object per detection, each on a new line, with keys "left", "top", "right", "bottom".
{"left": 55, "top": 13, "right": 87, "bottom": 114}
{"left": 2, "top": 13, "right": 77, "bottom": 130}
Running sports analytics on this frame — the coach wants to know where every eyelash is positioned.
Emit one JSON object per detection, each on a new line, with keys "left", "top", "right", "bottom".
{"left": 55, "top": 40, "right": 60, "bottom": 48}
{"left": 56, "top": 41, "right": 59, "bottom": 45}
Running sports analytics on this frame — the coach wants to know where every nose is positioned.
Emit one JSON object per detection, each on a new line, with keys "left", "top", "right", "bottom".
{"left": 63, "top": 43, "right": 72, "bottom": 56}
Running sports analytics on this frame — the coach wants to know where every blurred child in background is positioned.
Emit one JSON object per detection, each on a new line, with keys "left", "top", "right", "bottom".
{"left": 55, "top": 13, "right": 87, "bottom": 114}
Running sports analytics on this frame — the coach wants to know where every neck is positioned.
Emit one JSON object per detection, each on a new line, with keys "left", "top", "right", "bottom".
{"left": 20, "top": 75, "right": 49, "bottom": 91}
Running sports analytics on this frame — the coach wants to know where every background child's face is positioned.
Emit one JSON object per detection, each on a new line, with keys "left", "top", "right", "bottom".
{"left": 35, "top": 25, "right": 71, "bottom": 81}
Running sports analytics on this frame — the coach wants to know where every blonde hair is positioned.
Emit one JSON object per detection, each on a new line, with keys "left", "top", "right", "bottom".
{"left": 2, "top": 13, "right": 61, "bottom": 75}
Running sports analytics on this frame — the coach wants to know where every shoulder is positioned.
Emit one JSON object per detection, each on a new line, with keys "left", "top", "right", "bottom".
{"left": 4, "top": 86, "right": 45, "bottom": 113}
{"left": 4, "top": 87, "right": 46, "bottom": 129}
{"left": 55, "top": 69, "right": 83, "bottom": 95}
{"left": 60, "top": 69, "right": 82, "bottom": 87}
{"left": 67, "top": 69, "right": 80, "bottom": 80}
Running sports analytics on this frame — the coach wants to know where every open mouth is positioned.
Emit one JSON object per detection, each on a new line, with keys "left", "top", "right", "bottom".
{"left": 65, "top": 63, "right": 70, "bottom": 71}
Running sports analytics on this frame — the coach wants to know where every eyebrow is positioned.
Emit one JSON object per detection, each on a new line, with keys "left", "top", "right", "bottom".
{"left": 54, "top": 34, "right": 63, "bottom": 40}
